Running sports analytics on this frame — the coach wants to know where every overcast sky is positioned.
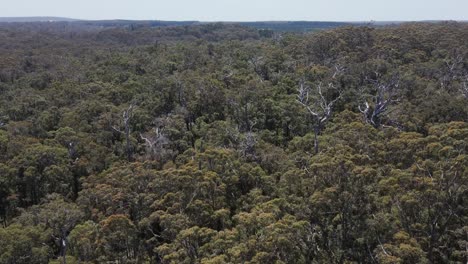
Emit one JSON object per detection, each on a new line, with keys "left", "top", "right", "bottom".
{"left": 1, "top": 0, "right": 467, "bottom": 21}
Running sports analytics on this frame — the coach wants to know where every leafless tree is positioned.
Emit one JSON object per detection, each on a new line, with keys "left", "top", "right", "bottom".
{"left": 438, "top": 48, "right": 468, "bottom": 103}
{"left": 332, "top": 64, "right": 345, "bottom": 79}
{"left": 0, "top": 115, "right": 6, "bottom": 127}
{"left": 440, "top": 53, "right": 465, "bottom": 90}
{"left": 297, "top": 80, "right": 341, "bottom": 154}
{"left": 460, "top": 74, "right": 468, "bottom": 99}
{"left": 239, "top": 131, "right": 257, "bottom": 161}
{"left": 113, "top": 104, "right": 135, "bottom": 161}
{"left": 238, "top": 120, "right": 258, "bottom": 160}
{"left": 140, "top": 117, "right": 172, "bottom": 163}
{"left": 140, "top": 127, "right": 169, "bottom": 161}
{"left": 440, "top": 50, "right": 468, "bottom": 99}
{"left": 359, "top": 73, "right": 400, "bottom": 128}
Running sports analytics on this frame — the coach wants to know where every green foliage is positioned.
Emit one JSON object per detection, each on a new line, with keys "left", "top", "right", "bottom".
{"left": 99, "top": 214, "right": 138, "bottom": 262}
{"left": 0, "top": 22, "right": 467, "bottom": 263}
{"left": 0, "top": 224, "right": 51, "bottom": 264}
{"left": 68, "top": 221, "right": 100, "bottom": 262}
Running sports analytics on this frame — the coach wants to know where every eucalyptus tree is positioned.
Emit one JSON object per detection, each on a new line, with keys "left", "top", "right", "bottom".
{"left": 297, "top": 79, "right": 341, "bottom": 154}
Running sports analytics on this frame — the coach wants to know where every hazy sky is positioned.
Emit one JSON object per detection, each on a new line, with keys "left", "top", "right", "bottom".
{"left": 1, "top": 0, "right": 467, "bottom": 21}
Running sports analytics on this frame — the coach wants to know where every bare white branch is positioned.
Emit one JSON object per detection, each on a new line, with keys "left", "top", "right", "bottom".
{"left": 113, "top": 103, "right": 136, "bottom": 161}
{"left": 460, "top": 75, "right": 468, "bottom": 99}
{"left": 360, "top": 73, "right": 400, "bottom": 128}
{"left": 297, "top": 76, "right": 342, "bottom": 153}
{"left": 140, "top": 119, "right": 170, "bottom": 162}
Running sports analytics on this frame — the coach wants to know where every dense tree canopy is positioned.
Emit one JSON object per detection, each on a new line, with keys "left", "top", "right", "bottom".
{"left": 0, "top": 21, "right": 467, "bottom": 263}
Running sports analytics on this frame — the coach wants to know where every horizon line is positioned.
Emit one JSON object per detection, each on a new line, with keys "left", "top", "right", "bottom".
{"left": 0, "top": 16, "right": 466, "bottom": 23}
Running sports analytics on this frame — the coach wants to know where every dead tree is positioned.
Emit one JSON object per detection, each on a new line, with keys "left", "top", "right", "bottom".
{"left": 438, "top": 49, "right": 468, "bottom": 102}
{"left": 113, "top": 104, "right": 135, "bottom": 161}
{"left": 359, "top": 73, "right": 400, "bottom": 128}
{"left": 441, "top": 51, "right": 468, "bottom": 99}
{"left": 460, "top": 74, "right": 468, "bottom": 99}
{"left": 297, "top": 81, "right": 341, "bottom": 154}
{"left": 238, "top": 121, "right": 258, "bottom": 160}
{"left": 0, "top": 115, "right": 6, "bottom": 127}
{"left": 140, "top": 127, "right": 169, "bottom": 161}
{"left": 440, "top": 53, "right": 464, "bottom": 90}
{"left": 140, "top": 117, "right": 171, "bottom": 163}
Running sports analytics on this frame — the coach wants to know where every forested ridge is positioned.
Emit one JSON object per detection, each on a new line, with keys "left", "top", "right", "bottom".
{"left": 0, "top": 22, "right": 467, "bottom": 263}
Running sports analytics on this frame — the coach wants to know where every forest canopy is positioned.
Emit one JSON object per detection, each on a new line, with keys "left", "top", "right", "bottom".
{"left": 0, "top": 21, "right": 467, "bottom": 263}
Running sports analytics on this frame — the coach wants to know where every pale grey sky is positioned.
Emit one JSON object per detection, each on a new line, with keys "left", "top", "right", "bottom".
{"left": 1, "top": 0, "right": 467, "bottom": 21}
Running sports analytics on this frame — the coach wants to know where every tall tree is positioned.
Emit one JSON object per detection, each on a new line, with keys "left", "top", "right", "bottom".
{"left": 297, "top": 80, "right": 341, "bottom": 153}
{"left": 359, "top": 72, "right": 400, "bottom": 128}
